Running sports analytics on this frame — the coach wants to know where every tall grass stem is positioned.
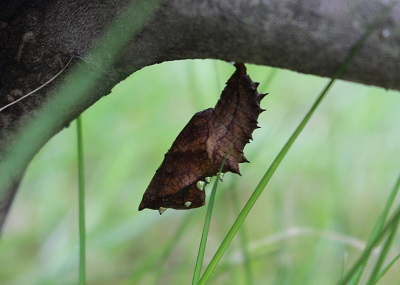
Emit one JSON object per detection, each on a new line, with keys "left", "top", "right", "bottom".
{"left": 192, "top": 145, "right": 232, "bottom": 285}
{"left": 198, "top": 4, "right": 395, "bottom": 283}
{"left": 76, "top": 116, "right": 86, "bottom": 285}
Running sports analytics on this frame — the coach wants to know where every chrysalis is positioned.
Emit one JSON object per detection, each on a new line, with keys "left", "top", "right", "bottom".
{"left": 139, "top": 63, "right": 266, "bottom": 214}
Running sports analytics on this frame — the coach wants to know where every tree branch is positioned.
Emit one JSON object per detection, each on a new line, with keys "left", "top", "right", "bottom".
{"left": 0, "top": 0, "right": 399, "bottom": 231}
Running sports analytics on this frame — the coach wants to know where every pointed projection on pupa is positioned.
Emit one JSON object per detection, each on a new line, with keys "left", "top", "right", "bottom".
{"left": 138, "top": 63, "right": 267, "bottom": 213}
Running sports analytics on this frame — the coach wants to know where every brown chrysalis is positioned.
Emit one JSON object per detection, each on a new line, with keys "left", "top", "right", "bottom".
{"left": 139, "top": 63, "right": 266, "bottom": 214}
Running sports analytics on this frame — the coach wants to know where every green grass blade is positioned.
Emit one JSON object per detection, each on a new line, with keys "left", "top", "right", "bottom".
{"left": 374, "top": 253, "right": 400, "bottom": 283}
{"left": 349, "top": 172, "right": 400, "bottom": 284}
{"left": 339, "top": 172, "right": 400, "bottom": 284}
{"left": 231, "top": 188, "right": 254, "bottom": 285}
{"left": 367, "top": 173, "right": 400, "bottom": 283}
{"left": 198, "top": 78, "right": 325, "bottom": 285}
{"left": 367, "top": 215, "right": 400, "bottom": 285}
{"left": 76, "top": 116, "right": 86, "bottom": 285}
{"left": 198, "top": 5, "right": 394, "bottom": 284}
{"left": 338, "top": 200, "right": 400, "bottom": 285}
{"left": 192, "top": 145, "right": 232, "bottom": 285}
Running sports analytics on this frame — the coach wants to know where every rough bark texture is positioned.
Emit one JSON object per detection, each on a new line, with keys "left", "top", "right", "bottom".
{"left": 0, "top": 0, "right": 399, "bottom": 231}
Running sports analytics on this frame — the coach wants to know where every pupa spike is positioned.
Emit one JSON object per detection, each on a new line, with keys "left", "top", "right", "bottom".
{"left": 240, "top": 155, "right": 250, "bottom": 163}
{"left": 227, "top": 163, "right": 241, "bottom": 176}
{"left": 245, "top": 134, "right": 253, "bottom": 141}
{"left": 158, "top": 207, "right": 167, "bottom": 215}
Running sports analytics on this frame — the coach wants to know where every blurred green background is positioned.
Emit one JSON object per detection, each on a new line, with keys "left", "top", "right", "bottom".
{"left": 0, "top": 60, "right": 399, "bottom": 284}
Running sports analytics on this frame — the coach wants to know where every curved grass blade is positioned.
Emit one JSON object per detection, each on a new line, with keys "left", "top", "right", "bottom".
{"left": 339, "top": 172, "right": 400, "bottom": 285}
{"left": 374, "top": 253, "right": 400, "bottom": 283}
{"left": 366, "top": 214, "right": 400, "bottom": 284}
{"left": 198, "top": 4, "right": 396, "bottom": 284}
{"left": 192, "top": 144, "right": 232, "bottom": 285}
{"left": 349, "top": 173, "right": 400, "bottom": 283}
{"left": 338, "top": 201, "right": 400, "bottom": 285}
{"left": 361, "top": 172, "right": 400, "bottom": 284}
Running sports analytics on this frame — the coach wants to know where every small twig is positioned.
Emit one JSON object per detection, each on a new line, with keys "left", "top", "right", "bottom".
{"left": 0, "top": 56, "right": 74, "bottom": 112}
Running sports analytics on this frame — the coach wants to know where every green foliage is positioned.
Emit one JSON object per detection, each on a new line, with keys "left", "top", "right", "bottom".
{"left": 1, "top": 5, "right": 399, "bottom": 285}
{"left": 1, "top": 59, "right": 399, "bottom": 285}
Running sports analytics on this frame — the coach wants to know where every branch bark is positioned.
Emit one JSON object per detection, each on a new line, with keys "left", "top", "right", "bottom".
{"left": 0, "top": 0, "right": 399, "bottom": 231}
